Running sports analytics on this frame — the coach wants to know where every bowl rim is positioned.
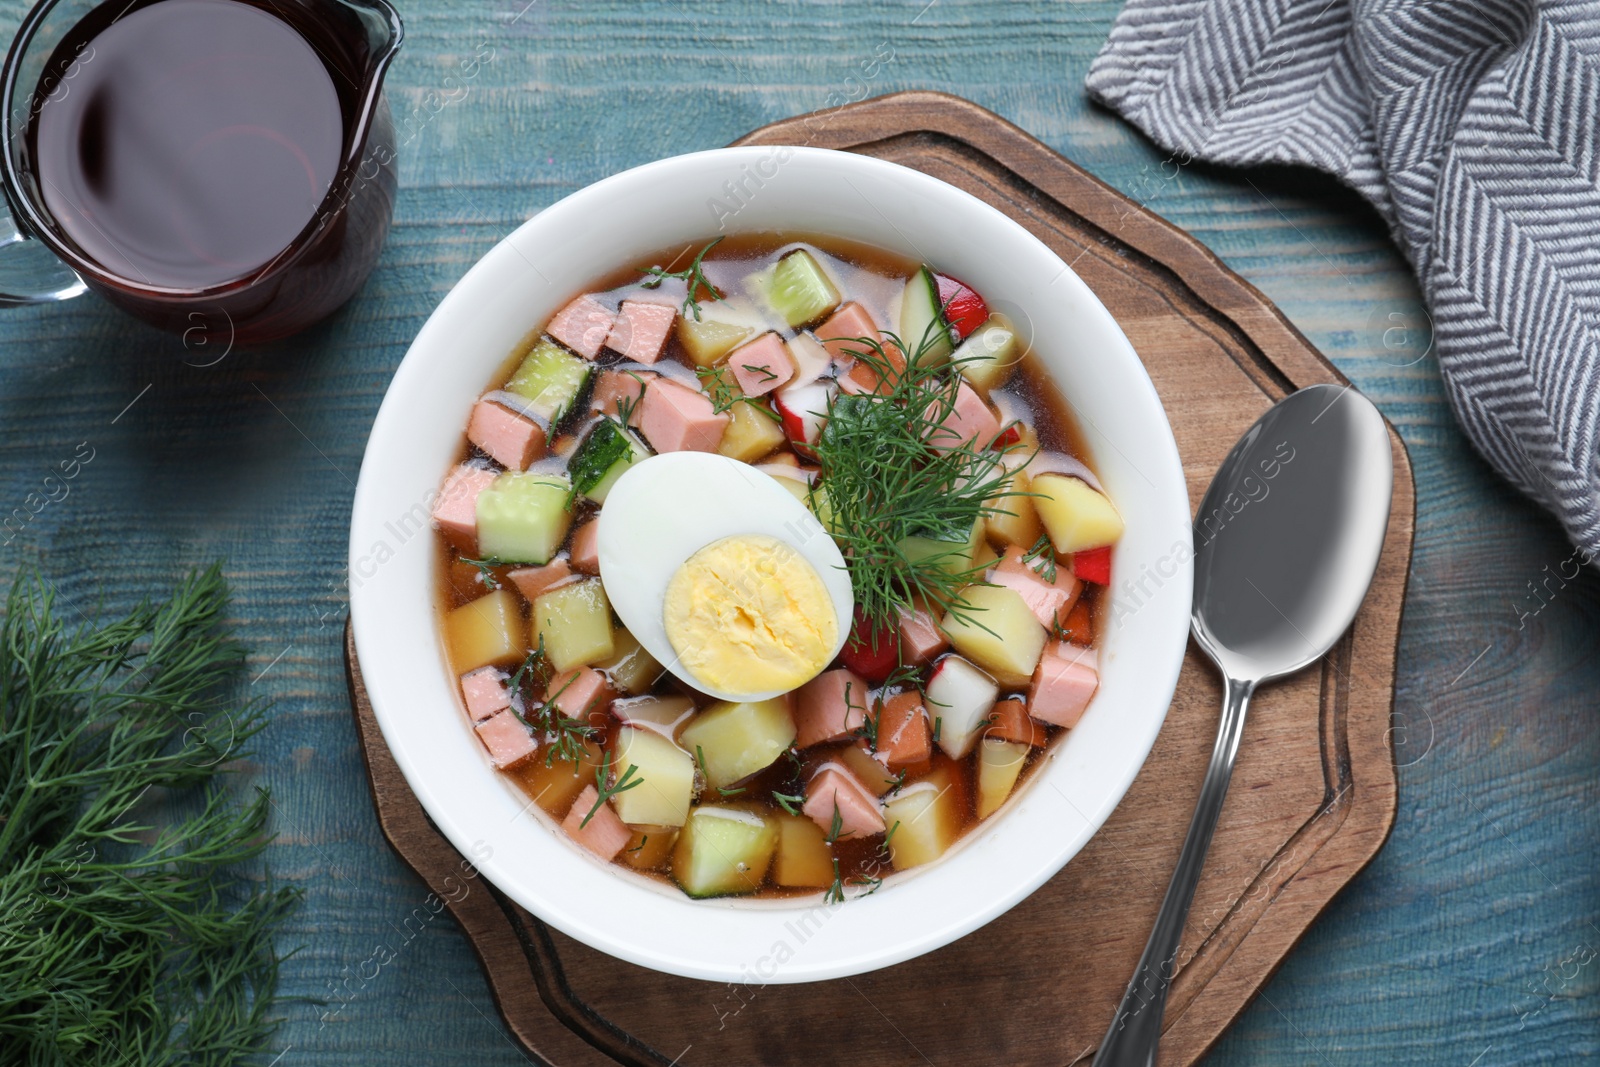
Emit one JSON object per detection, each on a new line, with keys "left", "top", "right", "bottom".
{"left": 349, "top": 145, "right": 1193, "bottom": 984}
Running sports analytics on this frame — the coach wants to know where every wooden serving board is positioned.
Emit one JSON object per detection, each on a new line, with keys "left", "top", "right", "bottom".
{"left": 344, "top": 91, "right": 1414, "bottom": 1067}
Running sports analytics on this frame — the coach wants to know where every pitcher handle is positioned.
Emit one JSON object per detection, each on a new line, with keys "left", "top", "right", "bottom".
{"left": 0, "top": 208, "right": 85, "bottom": 306}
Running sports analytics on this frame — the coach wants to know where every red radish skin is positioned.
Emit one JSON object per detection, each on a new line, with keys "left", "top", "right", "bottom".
{"left": 933, "top": 272, "right": 989, "bottom": 341}
{"left": 1075, "top": 546, "right": 1113, "bottom": 585}
{"left": 991, "top": 423, "right": 1022, "bottom": 450}
{"left": 840, "top": 608, "right": 898, "bottom": 682}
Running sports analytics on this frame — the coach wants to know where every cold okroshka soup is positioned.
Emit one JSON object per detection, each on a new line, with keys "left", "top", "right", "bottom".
{"left": 429, "top": 235, "right": 1125, "bottom": 902}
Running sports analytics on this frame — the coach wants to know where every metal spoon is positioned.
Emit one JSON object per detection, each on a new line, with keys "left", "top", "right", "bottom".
{"left": 1092, "top": 384, "right": 1393, "bottom": 1067}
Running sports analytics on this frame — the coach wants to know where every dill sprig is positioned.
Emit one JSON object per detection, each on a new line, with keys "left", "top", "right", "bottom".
{"left": 582, "top": 753, "right": 643, "bottom": 828}
{"left": 511, "top": 647, "right": 597, "bottom": 768}
{"left": 809, "top": 323, "right": 1023, "bottom": 631}
{"left": 0, "top": 565, "right": 300, "bottom": 1065}
{"left": 695, "top": 366, "right": 782, "bottom": 423}
{"left": 771, "top": 790, "right": 805, "bottom": 815}
{"left": 640, "top": 237, "right": 724, "bottom": 321}
{"left": 458, "top": 554, "right": 505, "bottom": 589}
{"left": 1021, "top": 533, "right": 1057, "bottom": 583}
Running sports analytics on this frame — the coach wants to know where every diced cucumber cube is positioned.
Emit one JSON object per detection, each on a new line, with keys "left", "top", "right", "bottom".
{"left": 569, "top": 417, "right": 650, "bottom": 503}
{"left": 898, "top": 516, "right": 985, "bottom": 576}
{"left": 532, "top": 579, "right": 615, "bottom": 673}
{"left": 759, "top": 250, "right": 840, "bottom": 328}
{"left": 671, "top": 805, "right": 778, "bottom": 898}
{"left": 899, "top": 266, "right": 954, "bottom": 368}
{"left": 476, "top": 472, "right": 573, "bottom": 564}
{"left": 610, "top": 726, "right": 696, "bottom": 827}
{"left": 506, "top": 338, "right": 593, "bottom": 425}
{"left": 677, "top": 697, "right": 797, "bottom": 790}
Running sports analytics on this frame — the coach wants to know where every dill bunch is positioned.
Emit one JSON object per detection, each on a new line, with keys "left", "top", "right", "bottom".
{"left": 810, "top": 330, "right": 1021, "bottom": 631}
{"left": 0, "top": 564, "right": 300, "bottom": 1067}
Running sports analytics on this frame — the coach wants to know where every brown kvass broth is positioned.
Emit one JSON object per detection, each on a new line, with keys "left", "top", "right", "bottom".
{"left": 436, "top": 233, "right": 1101, "bottom": 898}
{"left": 27, "top": 0, "right": 345, "bottom": 289}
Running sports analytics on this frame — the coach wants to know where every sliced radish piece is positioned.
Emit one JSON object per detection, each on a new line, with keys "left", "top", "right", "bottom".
{"left": 840, "top": 607, "right": 898, "bottom": 683}
{"left": 1074, "top": 546, "right": 1113, "bottom": 585}
{"left": 774, "top": 379, "right": 833, "bottom": 456}
{"left": 933, "top": 272, "right": 989, "bottom": 341}
{"left": 786, "top": 333, "right": 833, "bottom": 389}
{"left": 1026, "top": 452, "right": 1106, "bottom": 494}
{"left": 924, "top": 654, "right": 999, "bottom": 759}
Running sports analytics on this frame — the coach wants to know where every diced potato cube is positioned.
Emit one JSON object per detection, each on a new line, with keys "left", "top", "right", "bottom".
{"left": 511, "top": 738, "right": 603, "bottom": 816}
{"left": 677, "top": 696, "right": 797, "bottom": 790}
{"left": 609, "top": 726, "right": 696, "bottom": 827}
{"left": 940, "top": 584, "right": 1047, "bottom": 687}
{"left": 954, "top": 314, "right": 1021, "bottom": 392}
{"left": 837, "top": 741, "right": 901, "bottom": 796}
{"left": 593, "top": 628, "right": 662, "bottom": 694}
{"left": 773, "top": 813, "right": 835, "bottom": 888}
{"left": 444, "top": 589, "right": 524, "bottom": 673}
{"left": 678, "top": 316, "right": 753, "bottom": 368}
{"left": 985, "top": 468, "right": 1044, "bottom": 549}
{"left": 717, "top": 399, "right": 786, "bottom": 463}
{"left": 882, "top": 764, "right": 962, "bottom": 870}
{"left": 672, "top": 805, "right": 778, "bottom": 898}
{"left": 976, "top": 738, "right": 1029, "bottom": 819}
{"left": 1032, "top": 474, "right": 1124, "bottom": 553}
{"left": 619, "top": 826, "right": 679, "bottom": 870}
{"left": 533, "top": 579, "right": 615, "bottom": 673}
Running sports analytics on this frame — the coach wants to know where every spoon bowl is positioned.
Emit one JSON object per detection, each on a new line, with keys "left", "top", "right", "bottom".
{"left": 1095, "top": 383, "right": 1393, "bottom": 1067}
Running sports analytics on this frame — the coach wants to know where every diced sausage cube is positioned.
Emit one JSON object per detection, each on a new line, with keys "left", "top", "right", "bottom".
{"left": 803, "top": 764, "right": 886, "bottom": 839}
{"left": 433, "top": 465, "right": 497, "bottom": 551}
{"left": 727, "top": 332, "right": 795, "bottom": 397}
{"left": 926, "top": 381, "right": 1001, "bottom": 453}
{"left": 460, "top": 666, "right": 512, "bottom": 723}
{"left": 569, "top": 519, "right": 601, "bottom": 575}
{"left": 508, "top": 559, "right": 574, "bottom": 601}
{"left": 875, "top": 691, "right": 931, "bottom": 770}
{"left": 637, "top": 378, "right": 729, "bottom": 453}
{"left": 894, "top": 601, "right": 949, "bottom": 664}
{"left": 591, "top": 367, "right": 658, "bottom": 426}
{"left": 547, "top": 294, "right": 615, "bottom": 359}
{"left": 605, "top": 300, "right": 676, "bottom": 363}
{"left": 467, "top": 398, "right": 546, "bottom": 470}
{"left": 794, "top": 668, "right": 869, "bottom": 747}
{"left": 816, "top": 302, "right": 884, "bottom": 363}
{"left": 987, "top": 546, "right": 1073, "bottom": 629}
{"left": 1028, "top": 648, "right": 1100, "bottom": 729}
{"left": 474, "top": 709, "right": 537, "bottom": 768}
{"left": 546, "top": 665, "right": 610, "bottom": 722}
{"left": 983, "top": 697, "right": 1047, "bottom": 747}
{"left": 561, "top": 784, "right": 633, "bottom": 861}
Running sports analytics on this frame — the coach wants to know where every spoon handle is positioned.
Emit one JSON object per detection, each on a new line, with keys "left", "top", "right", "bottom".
{"left": 1092, "top": 675, "right": 1258, "bottom": 1067}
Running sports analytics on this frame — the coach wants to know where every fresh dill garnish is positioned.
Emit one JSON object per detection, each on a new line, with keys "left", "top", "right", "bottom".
{"left": 692, "top": 743, "right": 746, "bottom": 796}
{"left": 613, "top": 372, "right": 648, "bottom": 428}
{"left": 583, "top": 753, "right": 644, "bottom": 828}
{"left": 1022, "top": 533, "right": 1058, "bottom": 583}
{"left": 458, "top": 554, "right": 505, "bottom": 589}
{"left": 809, "top": 320, "right": 1025, "bottom": 631}
{"left": 931, "top": 716, "right": 943, "bottom": 745}
{"left": 696, "top": 366, "right": 782, "bottom": 422}
{"left": 512, "top": 653, "right": 596, "bottom": 768}
{"left": 852, "top": 692, "right": 881, "bottom": 749}
{"left": 772, "top": 790, "right": 805, "bottom": 815}
{"left": 824, "top": 802, "right": 849, "bottom": 845}
{"left": 625, "top": 835, "right": 649, "bottom": 854}
{"left": 824, "top": 858, "right": 846, "bottom": 905}
{"left": 508, "top": 637, "right": 550, "bottom": 692}
{"left": 640, "top": 237, "right": 725, "bottom": 321}
{"left": 0, "top": 565, "right": 300, "bottom": 1064}
{"left": 741, "top": 362, "right": 779, "bottom": 383}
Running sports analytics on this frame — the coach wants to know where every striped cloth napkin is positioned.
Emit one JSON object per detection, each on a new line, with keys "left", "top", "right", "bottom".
{"left": 1088, "top": 0, "right": 1600, "bottom": 558}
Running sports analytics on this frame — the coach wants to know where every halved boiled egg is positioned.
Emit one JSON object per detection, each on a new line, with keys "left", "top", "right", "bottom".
{"left": 596, "top": 452, "right": 854, "bottom": 702}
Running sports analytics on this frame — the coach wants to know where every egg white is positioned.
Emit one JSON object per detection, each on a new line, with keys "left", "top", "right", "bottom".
{"left": 595, "top": 452, "right": 854, "bottom": 702}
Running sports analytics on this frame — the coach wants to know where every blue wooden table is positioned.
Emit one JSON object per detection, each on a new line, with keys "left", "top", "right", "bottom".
{"left": 1, "top": 1, "right": 1594, "bottom": 1063}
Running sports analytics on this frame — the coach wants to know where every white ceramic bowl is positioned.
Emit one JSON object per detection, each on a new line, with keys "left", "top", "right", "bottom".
{"left": 349, "top": 147, "right": 1193, "bottom": 984}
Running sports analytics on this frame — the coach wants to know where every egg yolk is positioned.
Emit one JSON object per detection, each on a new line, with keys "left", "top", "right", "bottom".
{"left": 663, "top": 533, "right": 838, "bottom": 696}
